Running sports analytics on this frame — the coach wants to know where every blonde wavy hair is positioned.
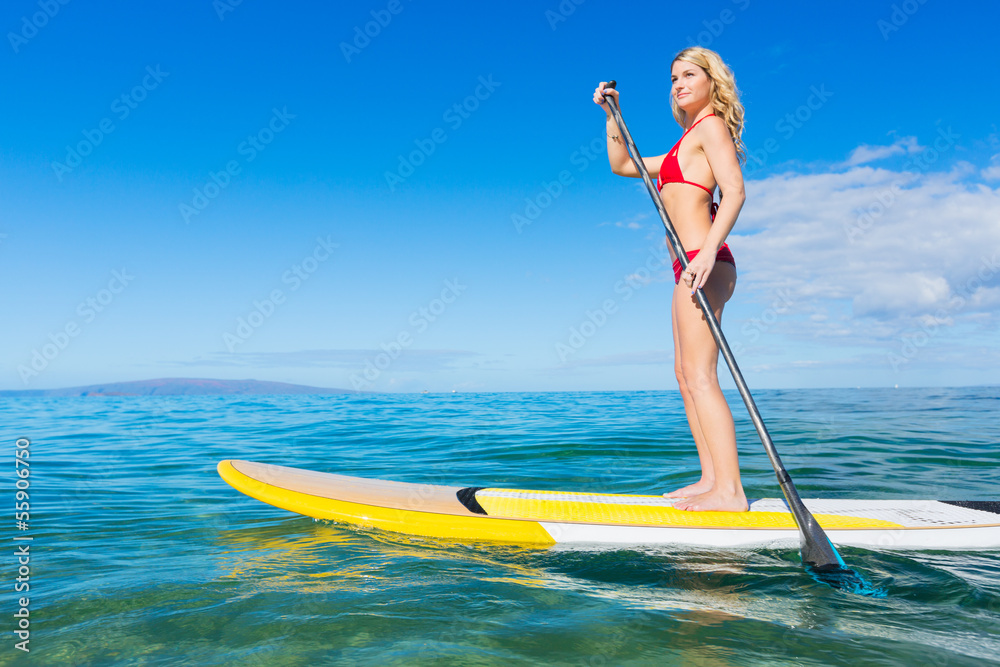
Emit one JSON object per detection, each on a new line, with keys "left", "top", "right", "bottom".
{"left": 670, "top": 47, "right": 746, "bottom": 164}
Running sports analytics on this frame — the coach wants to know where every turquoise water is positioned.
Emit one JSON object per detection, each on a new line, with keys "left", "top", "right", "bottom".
{"left": 3, "top": 387, "right": 1000, "bottom": 665}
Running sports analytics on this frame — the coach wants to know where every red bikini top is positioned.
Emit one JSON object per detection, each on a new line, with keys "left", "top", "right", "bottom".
{"left": 657, "top": 114, "right": 716, "bottom": 196}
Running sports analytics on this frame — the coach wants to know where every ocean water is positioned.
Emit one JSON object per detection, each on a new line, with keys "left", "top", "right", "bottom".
{"left": 3, "top": 387, "right": 999, "bottom": 666}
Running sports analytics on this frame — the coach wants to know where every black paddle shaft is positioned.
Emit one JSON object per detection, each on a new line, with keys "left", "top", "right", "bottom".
{"left": 601, "top": 80, "right": 843, "bottom": 569}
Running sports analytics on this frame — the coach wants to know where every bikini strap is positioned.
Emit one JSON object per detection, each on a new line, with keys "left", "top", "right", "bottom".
{"left": 680, "top": 114, "right": 716, "bottom": 139}
{"left": 668, "top": 114, "right": 716, "bottom": 155}
{"left": 687, "top": 113, "right": 716, "bottom": 131}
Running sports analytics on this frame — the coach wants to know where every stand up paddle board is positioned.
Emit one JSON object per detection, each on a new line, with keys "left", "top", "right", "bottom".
{"left": 218, "top": 460, "right": 1000, "bottom": 549}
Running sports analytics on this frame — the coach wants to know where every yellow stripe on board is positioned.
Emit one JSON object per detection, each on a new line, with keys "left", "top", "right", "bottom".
{"left": 476, "top": 491, "right": 904, "bottom": 530}
{"left": 481, "top": 488, "right": 669, "bottom": 500}
{"left": 217, "top": 461, "right": 556, "bottom": 544}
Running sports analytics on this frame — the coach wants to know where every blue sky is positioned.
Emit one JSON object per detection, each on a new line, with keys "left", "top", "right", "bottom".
{"left": 3, "top": 0, "right": 999, "bottom": 392}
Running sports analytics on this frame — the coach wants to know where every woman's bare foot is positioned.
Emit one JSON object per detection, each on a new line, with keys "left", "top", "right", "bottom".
{"left": 673, "top": 487, "right": 748, "bottom": 512}
{"left": 663, "top": 479, "right": 715, "bottom": 498}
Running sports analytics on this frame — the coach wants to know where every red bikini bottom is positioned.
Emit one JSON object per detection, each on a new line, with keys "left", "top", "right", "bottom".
{"left": 672, "top": 243, "right": 735, "bottom": 284}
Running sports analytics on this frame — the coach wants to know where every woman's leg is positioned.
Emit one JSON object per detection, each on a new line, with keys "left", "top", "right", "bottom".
{"left": 671, "top": 262, "right": 747, "bottom": 512}
{"left": 664, "top": 293, "right": 716, "bottom": 498}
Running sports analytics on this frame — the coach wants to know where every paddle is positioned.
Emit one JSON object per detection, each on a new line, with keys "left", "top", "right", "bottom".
{"left": 600, "top": 80, "right": 870, "bottom": 586}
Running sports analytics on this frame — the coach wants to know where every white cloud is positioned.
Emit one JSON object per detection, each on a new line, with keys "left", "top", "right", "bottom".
{"left": 853, "top": 273, "right": 951, "bottom": 317}
{"left": 600, "top": 211, "right": 649, "bottom": 230}
{"left": 841, "top": 136, "right": 921, "bottom": 167}
{"left": 168, "top": 349, "right": 481, "bottom": 370}
{"left": 968, "top": 286, "right": 1000, "bottom": 309}
{"left": 731, "top": 164, "right": 1000, "bottom": 351}
{"left": 983, "top": 154, "right": 1000, "bottom": 181}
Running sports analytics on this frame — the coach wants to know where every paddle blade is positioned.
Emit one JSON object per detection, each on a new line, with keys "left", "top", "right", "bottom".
{"left": 796, "top": 505, "right": 884, "bottom": 596}
{"left": 798, "top": 512, "right": 844, "bottom": 569}
{"left": 780, "top": 480, "right": 848, "bottom": 571}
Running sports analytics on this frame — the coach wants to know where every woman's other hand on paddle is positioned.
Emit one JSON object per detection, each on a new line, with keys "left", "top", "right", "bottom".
{"left": 683, "top": 252, "right": 716, "bottom": 293}
{"left": 594, "top": 81, "right": 618, "bottom": 116}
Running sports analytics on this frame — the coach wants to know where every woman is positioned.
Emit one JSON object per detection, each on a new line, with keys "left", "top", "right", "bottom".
{"left": 594, "top": 47, "right": 747, "bottom": 512}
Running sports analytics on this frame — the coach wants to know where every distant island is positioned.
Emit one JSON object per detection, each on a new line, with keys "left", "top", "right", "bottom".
{"left": 0, "top": 378, "right": 357, "bottom": 397}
